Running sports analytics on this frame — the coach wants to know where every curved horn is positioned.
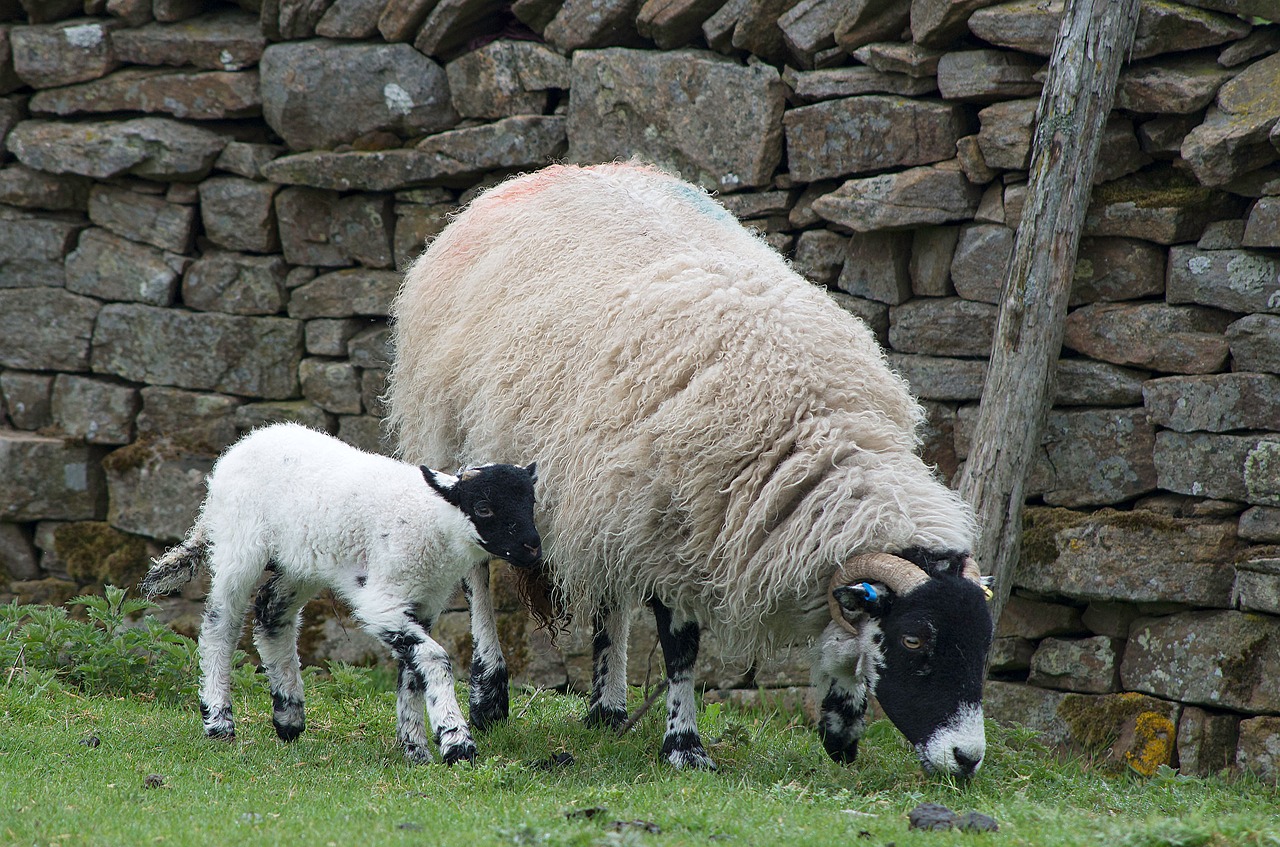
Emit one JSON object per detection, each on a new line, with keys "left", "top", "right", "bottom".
{"left": 961, "top": 556, "right": 982, "bottom": 586}
{"left": 827, "top": 553, "right": 929, "bottom": 634}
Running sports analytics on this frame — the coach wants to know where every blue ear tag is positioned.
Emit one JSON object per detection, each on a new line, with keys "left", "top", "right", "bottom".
{"left": 858, "top": 582, "right": 878, "bottom": 603}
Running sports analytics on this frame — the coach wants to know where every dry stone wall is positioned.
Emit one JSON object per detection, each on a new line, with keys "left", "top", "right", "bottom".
{"left": 1, "top": 0, "right": 1279, "bottom": 778}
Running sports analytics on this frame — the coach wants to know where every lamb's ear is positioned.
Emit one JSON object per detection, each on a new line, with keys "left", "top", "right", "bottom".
{"left": 422, "top": 467, "right": 460, "bottom": 506}
{"left": 832, "top": 581, "right": 891, "bottom": 620}
{"left": 524, "top": 461, "right": 538, "bottom": 483}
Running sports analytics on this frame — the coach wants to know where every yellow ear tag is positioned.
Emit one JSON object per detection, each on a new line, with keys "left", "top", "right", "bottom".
{"left": 982, "top": 585, "right": 994, "bottom": 601}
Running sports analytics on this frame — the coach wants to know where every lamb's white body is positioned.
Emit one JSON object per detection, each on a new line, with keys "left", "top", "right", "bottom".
{"left": 144, "top": 423, "right": 539, "bottom": 765}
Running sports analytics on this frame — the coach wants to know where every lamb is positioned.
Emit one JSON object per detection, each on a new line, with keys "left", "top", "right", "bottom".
{"left": 140, "top": 422, "right": 541, "bottom": 765}
{"left": 387, "top": 162, "right": 994, "bottom": 775}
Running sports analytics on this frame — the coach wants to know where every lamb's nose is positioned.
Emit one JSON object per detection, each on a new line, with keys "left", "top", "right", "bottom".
{"left": 524, "top": 542, "right": 542, "bottom": 558}
{"left": 953, "top": 748, "right": 981, "bottom": 777}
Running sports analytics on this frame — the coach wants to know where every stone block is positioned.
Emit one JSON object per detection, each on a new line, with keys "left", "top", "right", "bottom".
{"left": 1055, "top": 692, "right": 1179, "bottom": 776}
{"left": 234, "top": 400, "right": 334, "bottom": 434}
{"left": 377, "top": 0, "right": 433, "bottom": 41}
{"left": 0, "top": 164, "right": 90, "bottom": 211}
{"left": 361, "top": 369, "right": 386, "bottom": 417}
{"left": 1081, "top": 602, "right": 1143, "bottom": 639}
{"left": 275, "top": 187, "right": 347, "bottom": 267}
{"left": 288, "top": 270, "right": 399, "bottom": 320}
{"left": 1240, "top": 507, "right": 1280, "bottom": 543}
{"left": 347, "top": 324, "right": 392, "bottom": 370}
{"left": 1064, "top": 302, "right": 1232, "bottom": 374}
{"left": 791, "top": 229, "right": 846, "bottom": 286}
{"left": 1154, "top": 431, "right": 1280, "bottom": 506}
{"left": 29, "top": 67, "right": 260, "bottom": 121}
{"left": 1243, "top": 197, "right": 1280, "bottom": 249}
{"left": 1183, "top": 52, "right": 1280, "bottom": 187}
{"left": 812, "top": 161, "right": 982, "bottom": 231}
{"left": 135, "top": 386, "right": 241, "bottom": 451}
{"left": 997, "top": 594, "right": 1086, "bottom": 639}
{"left": 988, "top": 636, "right": 1034, "bottom": 674}
{"left": 784, "top": 95, "right": 968, "bottom": 182}
{"left": 951, "top": 223, "right": 1011, "bottom": 304}
{"left": 888, "top": 297, "right": 996, "bottom": 357}
{"left": 199, "top": 177, "right": 280, "bottom": 254}
{"left": 304, "top": 318, "right": 366, "bottom": 357}
{"left": 1237, "top": 716, "right": 1280, "bottom": 783}
{"left": 182, "top": 251, "right": 288, "bottom": 316}
{"left": 260, "top": 41, "right": 457, "bottom": 151}
{"left": 92, "top": 304, "right": 302, "bottom": 399}
{"left": 1144, "top": 373, "right": 1280, "bottom": 433}
{"left": 1167, "top": 247, "right": 1280, "bottom": 315}
{"left": 0, "top": 207, "right": 86, "bottom": 288}
{"left": 0, "top": 430, "right": 107, "bottom": 521}
{"left": 10, "top": 18, "right": 120, "bottom": 89}
{"left": 1227, "top": 315, "right": 1280, "bottom": 374}
{"left": 87, "top": 183, "right": 196, "bottom": 253}
{"left": 1117, "top": 53, "right": 1232, "bottom": 115}
{"left": 568, "top": 48, "right": 785, "bottom": 193}
{"left": 413, "top": 0, "right": 509, "bottom": 57}
{"left": 0, "top": 371, "right": 52, "bottom": 430}
{"left": 0, "top": 521, "right": 39, "bottom": 580}
{"left": 393, "top": 201, "right": 451, "bottom": 269}
{"left": 445, "top": 39, "right": 567, "bottom": 119}
{"left": 300, "top": 358, "right": 362, "bottom": 415}
{"left": 1017, "top": 507, "right": 1237, "bottom": 605}
{"left": 783, "top": 66, "right": 936, "bottom": 102}
{"left": 111, "top": 9, "right": 265, "bottom": 71}
{"left": 0, "top": 288, "right": 100, "bottom": 372}
{"left": 102, "top": 437, "right": 214, "bottom": 541}
{"left": 315, "top": 0, "right": 384, "bottom": 38}
{"left": 637, "top": 0, "right": 736, "bottom": 50}
{"left": 908, "top": 226, "right": 957, "bottom": 297}
{"left": 1037, "top": 407, "right": 1157, "bottom": 508}
{"left": 983, "top": 679, "right": 1071, "bottom": 747}
{"left": 1234, "top": 558, "right": 1280, "bottom": 616}
{"left": 828, "top": 293, "right": 889, "bottom": 346}
{"left": 835, "top": 230, "right": 911, "bottom": 305}
{"left": 937, "top": 49, "right": 1040, "bottom": 102}
{"left": 65, "top": 228, "right": 186, "bottom": 306}
{"left": 214, "top": 141, "right": 285, "bottom": 180}
{"left": 1071, "top": 238, "right": 1165, "bottom": 305}
{"left": 887, "top": 354, "right": 986, "bottom": 402}
{"left": 1028, "top": 636, "right": 1120, "bottom": 694}
{"left": 7, "top": 117, "right": 227, "bottom": 181}
{"left": 1122, "top": 611, "right": 1280, "bottom": 713}
{"left": 1054, "top": 359, "right": 1148, "bottom": 407}
{"left": 1084, "top": 169, "right": 1237, "bottom": 246}
{"left": 331, "top": 193, "right": 393, "bottom": 270}
{"left": 976, "top": 97, "right": 1035, "bottom": 171}
{"left": 50, "top": 374, "right": 138, "bottom": 445}
{"left": 336, "top": 414, "right": 391, "bottom": 455}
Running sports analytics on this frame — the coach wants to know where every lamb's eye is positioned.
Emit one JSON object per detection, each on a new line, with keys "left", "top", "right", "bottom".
{"left": 475, "top": 502, "right": 494, "bottom": 518}
{"left": 901, "top": 634, "right": 923, "bottom": 650}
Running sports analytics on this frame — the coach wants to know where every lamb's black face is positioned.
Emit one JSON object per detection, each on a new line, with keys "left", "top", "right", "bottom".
{"left": 424, "top": 462, "right": 542, "bottom": 568}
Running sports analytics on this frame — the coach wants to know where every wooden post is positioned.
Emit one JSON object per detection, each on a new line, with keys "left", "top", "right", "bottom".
{"left": 957, "top": 0, "right": 1141, "bottom": 628}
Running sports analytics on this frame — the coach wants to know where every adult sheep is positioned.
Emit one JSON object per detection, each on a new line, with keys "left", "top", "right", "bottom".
{"left": 388, "top": 163, "right": 994, "bottom": 776}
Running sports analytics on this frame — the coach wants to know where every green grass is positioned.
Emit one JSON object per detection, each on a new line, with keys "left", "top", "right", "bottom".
{"left": 3, "top": 665, "right": 1279, "bottom": 847}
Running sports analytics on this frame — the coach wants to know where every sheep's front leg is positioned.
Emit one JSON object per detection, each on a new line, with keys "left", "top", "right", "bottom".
{"left": 462, "top": 562, "right": 508, "bottom": 732}
{"left": 253, "top": 572, "right": 315, "bottom": 742}
{"left": 584, "top": 603, "right": 631, "bottom": 730}
{"left": 812, "top": 621, "right": 878, "bottom": 764}
{"left": 650, "top": 598, "right": 714, "bottom": 770}
{"left": 360, "top": 602, "right": 475, "bottom": 765}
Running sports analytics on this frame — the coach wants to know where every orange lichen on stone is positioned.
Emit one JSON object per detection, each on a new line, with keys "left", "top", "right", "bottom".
{"left": 1124, "top": 711, "right": 1176, "bottom": 777}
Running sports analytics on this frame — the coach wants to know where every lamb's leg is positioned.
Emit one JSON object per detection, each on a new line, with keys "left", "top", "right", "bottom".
{"left": 253, "top": 571, "right": 316, "bottom": 742}
{"left": 358, "top": 599, "right": 475, "bottom": 765}
{"left": 649, "top": 598, "right": 715, "bottom": 770}
{"left": 584, "top": 603, "right": 631, "bottom": 730}
{"left": 812, "top": 621, "right": 877, "bottom": 764}
{"left": 462, "top": 562, "right": 508, "bottom": 731}
{"left": 197, "top": 552, "right": 264, "bottom": 740}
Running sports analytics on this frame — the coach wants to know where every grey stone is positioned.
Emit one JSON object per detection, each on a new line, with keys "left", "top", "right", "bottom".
{"left": 1081, "top": 602, "right": 1143, "bottom": 638}
{"left": 7, "top": 117, "right": 227, "bottom": 181}
{"left": 567, "top": 48, "right": 785, "bottom": 193}
{"left": 275, "top": 187, "right": 346, "bottom": 267}
{"left": 288, "top": 269, "right": 400, "bottom": 319}
{"left": 784, "top": 95, "right": 968, "bottom": 182}
{"left": 1240, "top": 506, "right": 1280, "bottom": 543}
{"left": 909, "top": 0, "right": 1001, "bottom": 49}
{"left": 774, "top": 0, "right": 842, "bottom": 66}
{"left": 361, "top": 368, "right": 387, "bottom": 417}
{"left": 0, "top": 288, "right": 100, "bottom": 371}
{"left": 1218, "top": 25, "right": 1280, "bottom": 68}
{"left": 111, "top": 9, "right": 264, "bottom": 70}
{"left": 1167, "top": 247, "right": 1280, "bottom": 315}
{"left": 87, "top": 184, "right": 195, "bottom": 254}
{"left": 637, "top": 0, "right": 725, "bottom": 49}
{"left": 989, "top": 636, "right": 1035, "bottom": 673}
{"left": 718, "top": 190, "right": 791, "bottom": 220}
{"left": 936, "top": 49, "right": 1040, "bottom": 102}
{"left": 0, "top": 97, "right": 24, "bottom": 162}
{"left": 832, "top": 0, "right": 907, "bottom": 52}
{"left": 414, "top": 0, "right": 509, "bottom": 58}
{"left": 305, "top": 318, "right": 367, "bottom": 356}
{"left": 782, "top": 66, "right": 936, "bottom": 103}
{"left": 1144, "top": 374, "right": 1280, "bottom": 433}
{"left": 851, "top": 41, "right": 943, "bottom": 77}
{"left": 10, "top": 18, "right": 120, "bottom": 89}
{"left": 92, "top": 304, "right": 302, "bottom": 399}
{"left": 0, "top": 29, "right": 21, "bottom": 96}
{"left": 153, "top": 0, "right": 206, "bottom": 23}
{"left": 909, "top": 226, "right": 957, "bottom": 297}
{"left": 1094, "top": 119, "right": 1153, "bottom": 185}
{"left": 0, "top": 522, "right": 39, "bottom": 581}
{"left": 1, "top": 371, "right": 52, "bottom": 430}
{"left": 1197, "top": 219, "right": 1246, "bottom": 250}
{"left": 726, "top": 0, "right": 792, "bottom": 65}
{"left": 1063, "top": 302, "right": 1233, "bottom": 374}
{"left": 1038, "top": 407, "right": 1158, "bottom": 508}
{"left": 956, "top": 135, "right": 996, "bottom": 186}
{"left": 259, "top": 40, "right": 457, "bottom": 151}
{"left": 182, "top": 251, "right": 288, "bottom": 316}
{"left": 982, "top": 680, "right": 1071, "bottom": 747}
{"left": 997, "top": 595, "right": 1086, "bottom": 639}
{"left": 262, "top": 0, "right": 335, "bottom": 39}
{"left": 199, "top": 177, "right": 281, "bottom": 254}
{"left": 886, "top": 354, "right": 986, "bottom": 401}
{"left": 65, "top": 228, "right": 186, "bottom": 306}
{"left": 337, "top": 413, "right": 392, "bottom": 454}
{"left": 394, "top": 201, "right": 452, "bottom": 269}
{"left": 50, "top": 374, "right": 138, "bottom": 445}
{"left": 512, "top": 0, "right": 563, "bottom": 33}
{"left": 0, "top": 430, "right": 106, "bottom": 521}
{"left": 1029, "top": 636, "right": 1120, "bottom": 694}
{"left": 1154, "top": 431, "right": 1280, "bottom": 506}
{"left": 234, "top": 400, "right": 334, "bottom": 434}
{"left": 1122, "top": 611, "right": 1280, "bottom": 713}
{"left": 134, "top": 385, "right": 242, "bottom": 449}
{"left": 791, "top": 229, "right": 847, "bottom": 285}
{"left": 1183, "top": 52, "right": 1280, "bottom": 187}
{"left": 1085, "top": 170, "right": 1236, "bottom": 245}
{"left": 1138, "top": 113, "right": 1201, "bottom": 156}
{"left": 0, "top": 165, "right": 90, "bottom": 210}
{"left": 103, "top": 437, "right": 213, "bottom": 541}
{"left": 28, "top": 67, "right": 261, "bottom": 120}
{"left": 1227, "top": 315, "right": 1280, "bottom": 374}
{"left": 1017, "top": 508, "right": 1237, "bottom": 605}
{"left": 836, "top": 230, "right": 911, "bottom": 304}
{"left": 950, "top": 223, "right": 1011, "bottom": 304}
{"left": 346, "top": 323, "right": 393, "bottom": 369}
{"left": 1053, "top": 359, "right": 1148, "bottom": 407}
{"left": 1071, "top": 238, "right": 1165, "bottom": 305}
{"left": 300, "top": 358, "right": 362, "bottom": 414}
{"left": 1236, "top": 717, "right": 1280, "bottom": 782}
{"left": 376, "top": 0, "right": 433, "bottom": 41}
{"left": 1234, "top": 558, "right": 1280, "bottom": 615}
{"left": 315, "top": 0, "right": 384, "bottom": 38}
{"left": 888, "top": 297, "right": 996, "bottom": 357}
{"left": 0, "top": 207, "right": 86, "bottom": 288}
{"left": 445, "top": 39, "right": 567, "bottom": 119}
{"left": 1116, "top": 53, "right": 1233, "bottom": 115}
{"left": 215, "top": 141, "right": 285, "bottom": 180}
{"left": 1243, "top": 197, "right": 1280, "bottom": 249}
{"left": 812, "top": 162, "right": 982, "bottom": 231}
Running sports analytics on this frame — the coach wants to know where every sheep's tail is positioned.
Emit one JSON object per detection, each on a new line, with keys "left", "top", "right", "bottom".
{"left": 140, "top": 522, "right": 209, "bottom": 598}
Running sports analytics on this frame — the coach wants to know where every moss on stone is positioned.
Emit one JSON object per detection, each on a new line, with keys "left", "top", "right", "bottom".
{"left": 1059, "top": 691, "right": 1153, "bottom": 750}
{"left": 54, "top": 522, "right": 149, "bottom": 587}
{"left": 101, "top": 431, "right": 225, "bottom": 476}
{"left": 1059, "top": 692, "right": 1176, "bottom": 776}
{"left": 1124, "top": 711, "right": 1176, "bottom": 778}
{"left": 1022, "top": 507, "right": 1092, "bottom": 568}
{"left": 1093, "top": 170, "right": 1215, "bottom": 210}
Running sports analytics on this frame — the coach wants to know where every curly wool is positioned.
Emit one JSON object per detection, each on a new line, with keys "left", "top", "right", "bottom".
{"left": 388, "top": 163, "right": 977, "bottom": 658}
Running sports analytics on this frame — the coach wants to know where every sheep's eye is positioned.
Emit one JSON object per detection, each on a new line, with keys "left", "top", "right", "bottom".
{"left": 901, "top": 634, "right": 923, "bottom": 650}
{"left": 474, "top": 502, "right": 494, "bottom": 518}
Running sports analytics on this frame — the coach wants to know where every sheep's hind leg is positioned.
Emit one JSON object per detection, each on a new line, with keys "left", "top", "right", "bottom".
{"left": 650, "top": 598, "right": 715, "bottom": 770}
{"left": 462, "top": 562, "right": 508, "bottom": 732}
{"left": 253, "top": 570, "right": 316, "bottom": 742}
{"left": 584, "top": 603, "right": 630, "bottom": 730}
{"left": 198, "top": 556, "right": 263, "bottom": 741}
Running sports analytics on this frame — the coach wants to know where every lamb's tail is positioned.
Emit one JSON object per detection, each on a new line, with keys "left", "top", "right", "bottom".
{"left": 141, "top": 523, "right": 209, "bottom": 598}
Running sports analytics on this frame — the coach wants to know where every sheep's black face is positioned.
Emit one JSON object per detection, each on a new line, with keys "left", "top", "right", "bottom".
{"left": 424, "top": 462, "right": 542, "bottom": 568}
{"left": 870, "top": 576, "right": 993, "bottom": 776}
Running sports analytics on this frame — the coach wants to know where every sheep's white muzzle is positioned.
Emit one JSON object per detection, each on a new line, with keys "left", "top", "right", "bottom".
{"left": 917, "top": 703, "right": 986, "bottom": 777}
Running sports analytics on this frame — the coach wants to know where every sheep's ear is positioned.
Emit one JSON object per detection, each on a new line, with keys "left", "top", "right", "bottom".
{"left": 525, "top": 461, "right": 538, "bottom": 483}
{"left": 422, "top": 467, "right": 460, "bottom": 506}
{"left": 833, "top": 582, "right": 891, "bottom": 619}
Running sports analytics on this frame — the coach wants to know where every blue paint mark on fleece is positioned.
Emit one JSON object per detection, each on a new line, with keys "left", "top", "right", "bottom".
{"left": 668, "top": 180, "right": 736, "bottom": 227}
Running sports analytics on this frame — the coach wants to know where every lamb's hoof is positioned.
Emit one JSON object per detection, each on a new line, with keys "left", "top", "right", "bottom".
{"left": 442, "top": 740, "right": 478, "bottom": 766}
{"left": 469, "top": 694, "right": 509, "bottom": 733}
{"left": 403, "top": 742, "right": 434, "bottom": 765}
{"left": 584, "top": 705, "right": 627, "bottom": 731}
{"left": 665, "top": 746, "right": 716, "bottom": 771}
{"left": 821, "top": 735, "right": 859, "bottom": 764}
{"left": 205, "top": 726, "right": 236, "bottom": 742}
{"left": 273, "top": 720, "right": 305, "bottom": 742}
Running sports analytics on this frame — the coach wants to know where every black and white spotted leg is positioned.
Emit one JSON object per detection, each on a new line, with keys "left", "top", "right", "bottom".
{"left": 584, "top": 604, "right": 631, "bottom": 730}
{"left": 358, "top": 598, "right": 475, "bottom": 765}
{"left": 650, "top": 598, "right": 715, "bottom": 770}
{"left": 462, "top": 562, "right": 509, "bottom": 732}
{"left": 811, "top": 620, "right": 881, "bottom": 765}
{"left": 253, "top": 572, "right": 316, "bottom": 742}
{"left": 196, "top": 556, "right": 265, "bottom": 741}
